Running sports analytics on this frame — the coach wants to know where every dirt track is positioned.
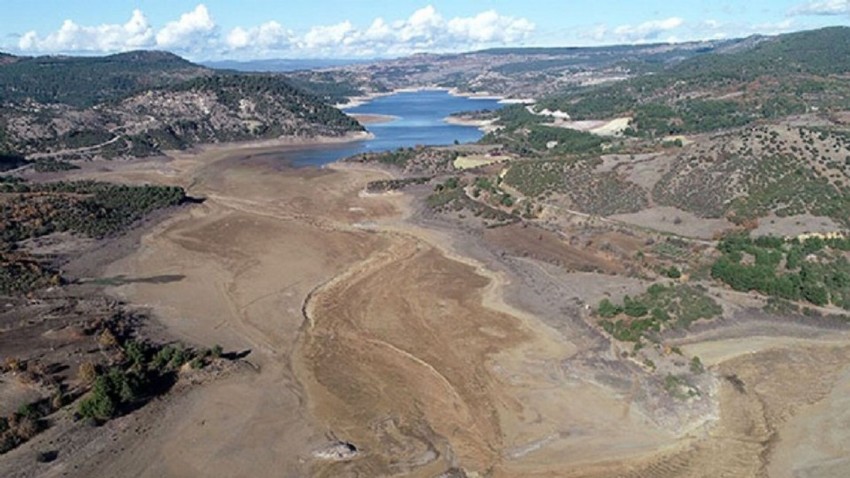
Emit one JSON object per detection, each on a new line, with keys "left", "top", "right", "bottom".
{"left": 45, "top": 141, "right": 850, "bottom": 477}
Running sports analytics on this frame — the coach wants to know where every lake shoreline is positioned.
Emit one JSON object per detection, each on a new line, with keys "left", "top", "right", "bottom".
{"left": 335, "top": 86, "right": 535, "bottom": 110}
{"left": 293, "top": 90, "right": 505, "bottom": 166}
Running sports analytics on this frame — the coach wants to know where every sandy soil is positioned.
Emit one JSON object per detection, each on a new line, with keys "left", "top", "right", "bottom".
{"left": 544, "top": 117, "right": 631, "bottom": 137}
{"left": 452, "top": 154, "right": 509, "bottom": 170}
{"left": 34, "top": 134, "right": 850, "bottom": 477}
{"left": 349, "top": 113, "right": 398, "bottom": 124}
{"left": 63, "top": 144, "right": 670, "bottom": 477}
{"left": 443, "top": 116, "right": 499, "bottom": 133}
{"left": 611, "top": 206, "right": 734, "bottom": 239}
{"left": 752, "top": 213, "right": 846, "bottom": 237}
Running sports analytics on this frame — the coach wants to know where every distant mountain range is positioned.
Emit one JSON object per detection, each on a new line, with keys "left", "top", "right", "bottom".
{"left": 203, "top": 58, "right": 372, "bottom": 72}
{"left": 282, "top": 36, "right": 753, "bottom": 102}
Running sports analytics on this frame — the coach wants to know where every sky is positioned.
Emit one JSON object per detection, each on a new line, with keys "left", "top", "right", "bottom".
{"left": 2, "top": 0, "right": 850, "bottom": 60}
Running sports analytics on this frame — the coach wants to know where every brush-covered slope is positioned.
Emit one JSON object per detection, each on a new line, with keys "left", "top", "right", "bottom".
{"left": 533, "top": 27, "right": 850, "bottom": 136}
{"left": 0, "top": 51, "right": 362, "bottom": 159}
{"left": 0, "top": 50, "right": 211, "bottom": 107}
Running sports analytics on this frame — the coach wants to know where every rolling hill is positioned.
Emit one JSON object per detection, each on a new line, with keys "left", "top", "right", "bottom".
{"left": 0, "top": 50, "right": 210, "bottom": 107}
{"left": 0, "top": 52, "right": 362, "bottom": 159}
{"left": 532, "top": 27, "right": 850, "bottom": 136}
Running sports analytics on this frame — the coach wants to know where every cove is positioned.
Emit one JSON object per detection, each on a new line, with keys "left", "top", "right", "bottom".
{"left": 280, "top": 90, "right": 504, "bottom": 167}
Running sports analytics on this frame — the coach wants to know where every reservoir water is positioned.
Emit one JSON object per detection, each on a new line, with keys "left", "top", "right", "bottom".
{"left": 281, "top": 90, "right": 504, "bottom": 167}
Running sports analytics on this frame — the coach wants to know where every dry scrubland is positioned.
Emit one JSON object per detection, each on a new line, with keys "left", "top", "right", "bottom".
{"left": 5, "top": 28, "right": 850, "bottom": 477}
{"left": 1, "top": 132, "right": 845, "bottom": 477}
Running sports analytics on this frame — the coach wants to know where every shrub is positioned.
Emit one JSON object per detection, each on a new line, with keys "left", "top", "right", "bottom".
{"left": 97, "top": 329, "right": 118, "bottom": 348}
{"left": 598, "top": 298, "right": 622, "bottom": 318}
{"left": 623, "top": 296, "right": 649, "bottom": 318}
{"left": 690, "top": 356, "right": 705, "bottom": 374}
{"left": 77, "top": 368, "right": 140, "bottom": 422}
{"left": 78, "top": 362, "right": 97, "bottom": 383}
{"left": 151, "top": 346, "right": 176, "bottom": 370}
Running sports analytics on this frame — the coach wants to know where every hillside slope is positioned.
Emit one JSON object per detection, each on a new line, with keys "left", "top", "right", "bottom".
{"left": 2, "top": 74, "right": 363, "bottom": 159}
{"left": 534, "top": 27, "right": 850, "bottom": 136}
{"left": 0, "top": 51, "right": 363, "bottom": 159}
{"left": 285, "top": 38, "right": 744, "bottom": 103}
{"left": 0, "top": 50, "right": 210, "bottom": 107}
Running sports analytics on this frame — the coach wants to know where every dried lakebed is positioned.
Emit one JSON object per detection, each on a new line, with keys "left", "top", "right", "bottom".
{"left": 30, "top": 140, "right": 844, "bottom": 478}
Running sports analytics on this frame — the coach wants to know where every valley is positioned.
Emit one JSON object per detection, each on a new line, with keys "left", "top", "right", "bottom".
{"left": 2, "top": 22, "right": 850, "bottom": 478}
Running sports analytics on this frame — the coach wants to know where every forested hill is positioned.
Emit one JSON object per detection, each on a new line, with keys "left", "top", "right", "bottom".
{"left": 532, "top": 26, "right": 850, "bottom": 136}
{"left": 0, "top": 50, "right": 210, "bottom": 107}
{"left": 0, "top": 52, "right": 19, "bottom": 65}
{"left": 0, "top": 52, "right": 363, "bottom": 160}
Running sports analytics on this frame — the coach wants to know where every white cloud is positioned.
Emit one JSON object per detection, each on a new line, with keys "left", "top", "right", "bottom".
{"left": 448, "top": 10, "right": 535, "bottom": 43}
{"left": 400, "top": 5, "right": 444, "bottom": 43}
{"left": 294, "top": 6, "right": 534, "bottom": 56}
{"left": 303, "top": 21, "right": 356, "bottom": 49}
{"left": 751, "top": 19, "right": 797, "bottom": 35}
{"left": 226, "top": 21, "right": 294, "bottom": 50}
{"left": 18, "top": 9, "right": 154, "bottom": 52}
{"left": 791, "top": 0, "right": 850, "bottom": 15}
{"left": 579, "top": 17, "right": 686, "bottom": 44}
{"left": 13, "top": 3, "right": 535, "bottom": 58}
{"left": 612, "top": 17, "right": 685, "bottom": 42}
{"left": 155, "top": 4, "right": 216, "bottom": 50}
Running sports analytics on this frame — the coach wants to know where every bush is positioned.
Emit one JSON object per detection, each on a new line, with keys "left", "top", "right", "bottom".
{"left": 712, "top": 233, "right": 849, "bottom": 309}
{"left": 623, "top": 296, "right": 649, "bottom": 318}
{"left": 690, "top": 356, "right": 705, "bottom": 374}
{"left": 597, "top": 284, "right": 722, "bottom": 342}
{"left": 77, "top": 368, "right": 140, "bottom": 422}
{"left": 77, "top": 381, "right": 117, "bottom": 422}
{"left": 598, "top": 298, "right": 622, "bottom": 318}
{"left": 78, "top": 362, "right": 97, "bottom": 383}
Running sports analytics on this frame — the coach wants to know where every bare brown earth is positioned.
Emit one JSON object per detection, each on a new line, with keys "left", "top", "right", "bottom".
{"left": 18, "top": 139, "right": 850, "bottom": 477}
{"left": 350, "top": 113, "right": 398, "bottom": 124}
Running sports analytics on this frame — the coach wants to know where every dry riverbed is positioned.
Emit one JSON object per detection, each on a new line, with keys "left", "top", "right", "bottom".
{"left": 11, "top": 136, "right": 850, "bottom": 477}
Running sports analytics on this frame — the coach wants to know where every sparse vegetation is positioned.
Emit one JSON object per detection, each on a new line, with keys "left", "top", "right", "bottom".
{"left": 653, "top": 126, "right": 850, "bottom": 226}
{"left": 0, "top": 178, "right": 187, "bottom": 294}
{"left": 0, "top": 179, "right": 186, "bottom": 243}
{"left": 598, "top": 283, "right": 722, "bottom": 343}
{"left": 664, "top": 374, "right": 700, "bottom": 400}
{"left": 365, "top": 176, "right": 431, "bottom": 193}
{"left": 712, "top": 233, "right": 850, "bottom": 310}
{"left": 32, "top": 158, "right": 80, "bottom": 172}
{"left": 502, "top": 159, "right": 648, "bottom": 216}
{"left": 348, "top": 147, "right": 459, "bottom": 175}
{"left": 535, "top": 27, "right": 850, "bottom": 134}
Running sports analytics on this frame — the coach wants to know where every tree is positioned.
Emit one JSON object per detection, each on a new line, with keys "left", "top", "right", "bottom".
{"left": 665, "top": 266, "right": 682, "bottom": 279}
{"left": 690, "top": 356, "right": 705, "bottom": 374}
{"left": 598, "top": 299, "right": 622, "bottom": 318}
{"left": 623, "top": 296, "right": 649, "bottom": 318}
{"left": 802, "top": 283, "right": 829, "bottom": 306}
{"left": 78, "top": 376, "right": 117, "bottom": 421}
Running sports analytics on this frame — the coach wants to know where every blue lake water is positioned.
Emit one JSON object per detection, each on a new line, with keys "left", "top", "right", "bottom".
{"left": 281, "top": 90, "right": 504, "bottom": 167}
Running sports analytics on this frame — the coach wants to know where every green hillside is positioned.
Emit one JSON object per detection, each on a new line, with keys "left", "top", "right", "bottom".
{"left": 0, "top": 50, "right": 210, "bottom": 107}
{"left": 534, "top": 27, "right": 850, "bottom": 136}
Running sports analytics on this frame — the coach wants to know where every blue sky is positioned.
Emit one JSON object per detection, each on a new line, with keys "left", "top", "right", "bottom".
{"left": 3, "top": 0, "right": 850, "bottom": 59}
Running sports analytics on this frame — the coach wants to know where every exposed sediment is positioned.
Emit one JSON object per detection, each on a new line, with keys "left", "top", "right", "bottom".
{"left": 40, "top": 139, "right": 850, "bottom": 478}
